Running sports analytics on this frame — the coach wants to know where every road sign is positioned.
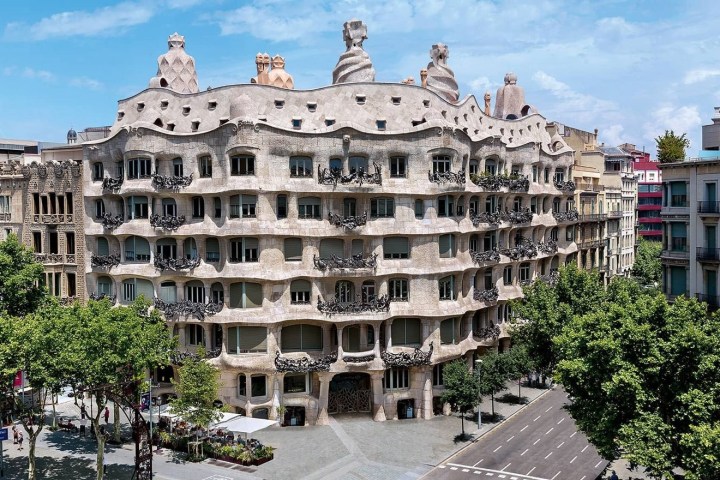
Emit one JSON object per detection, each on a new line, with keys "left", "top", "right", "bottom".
{"left": 0, "top": 429, "right": 7, "bottom": 441}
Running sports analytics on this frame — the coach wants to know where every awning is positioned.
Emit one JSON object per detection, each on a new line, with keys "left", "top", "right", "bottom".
{"left": 209, "top": 412, "right": 242, "bottom": 428}
{"left": 213, "top": 416, "right": 278, "bottom": 434}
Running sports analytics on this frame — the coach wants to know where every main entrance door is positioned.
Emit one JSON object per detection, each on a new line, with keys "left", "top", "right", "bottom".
{"left": 328, "top": 373, "right": 372, "bottom": 414}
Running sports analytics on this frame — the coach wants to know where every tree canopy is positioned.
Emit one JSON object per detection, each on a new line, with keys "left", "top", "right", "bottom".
{"left": 441, "top": 360, "right": 480, "bottom": 436}
{"left": 656, "top": 130, "right": 690, "bottom": 163}
{"left": 170, "top": 346, "right": 222, "bottom": 432}
{"left": 0, "top": 233, "right": 45, "bottom": 317}
{"left": 631, "top": 238, "right": 662, "bottom": 286}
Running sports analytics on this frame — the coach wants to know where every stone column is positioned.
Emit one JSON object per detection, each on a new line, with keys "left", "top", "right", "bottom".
{"left": 270, "top": 375, "right": 281, "bottom": 420}
{"left": 316, "top": 372, "right": 332, "bottom": 426}
{"left": 359, "top": 324, "right": 368, "bottom": 350}
{"left": 221, "top": 324, "right": 228, "bottom": 354}
{"left": 421, "top": 368, "right": 434, "bottom": 420}
{"left": 202, "top": 323, "right": 212, "bottom": 349}
{"left": 267, "top": 326, "right": 280, "bottom": 355}
{"left": 385, "top": 320, "right": 393, "bottom": 349}
{"left": 336, "top": 325, "right": 345, "bottom": 358}
{"left": 322, "top": 324, "right": 332, "bottom": 354}
{"left": 370, "top": 372, "right": 386, "bottom": 422}
{"left": 177, "top": 323, "right": 186, "bottom": 347}
{"left": 373, "top": 322, "right": 381, "bottom": 359}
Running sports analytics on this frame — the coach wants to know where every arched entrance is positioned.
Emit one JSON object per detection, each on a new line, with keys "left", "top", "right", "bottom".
{"left": 328, "top": 373, "right": 372, "bottom": 415}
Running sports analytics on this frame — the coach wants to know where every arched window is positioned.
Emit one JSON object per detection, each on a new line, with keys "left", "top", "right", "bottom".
{"left": 205, "top": 237, "right": 220, "bottom": 263}
{"left": 96, "top": 276, "right": 113, "bottom": 296}
{"left": 290, "top": 280, "right": 311, "bottom": 304}
{"left": 156, "top": 238, "right": 177, "bottom": 260}
{"left": 439, "top": 234, "right": 456, "bottom": 258}
{"left": 125, "top": 236, "right": 150, "bottom": 262}
{"left": 172, "top": 157, "right": 184, "bottom": 177}
{"left": 211, "top": 282, "right": 224, "bottom": 304}
{"left": 485, "top": 158, "right": 497, "bottom": 175}
{"left": 469, "top": 159, "right": 479, "bottom": 175}
{"left": 122, "top": 278, "right": 154, "bottom": 303}
{"left": 93, "top": 162, "right": 104, "bottom": 181}
{"left": 228, "top": 326, "right": 267, "bottom": 353}
{"left": 513, "top": 196, "right": 523, "bottom": 212}
{"left": 550, "top": 227, "right": 559, "bottom": 241}
{"left": 237, "top": 374, "right": 247, "bottom": 397}
{"left": 95, "top": 199, "right": 105, "bottom": 218}
{"left": 319, "top": 238, "right": 344, "bottom": 258}
{"left": 439, "top": 275, "right": 455, "bottom": 300}
{"left": 335, "top": 281, "right": 354, "bottom": 303}
{"left": 162, "top": 198, "right": 177, "bottom": 217}
{"left": 349, "top": 156, "right": 368, "bottom": 173}
{"left": 229, "top": 282, "right": 262, "bottom": 308}
{"left": 159, "top": 281, "right": 177, "bottom": 303}
{"left": 186, "top": 324, "right": 204, "bottom": 346}
{"left": 520, "top": 263, "right": 531, "bottom": 283}
{"left": 184, "top": 238, "right": 197, "bottom": 259}
{"left": 361, "top": 280, "right": 375, "bottom": 302}
{"left": 97, "top": 237, "right": 109, "bottom": 256}
{"left": 185, "top": 280, "right": 205, "bottom": 303}
{"left": 126, "top": 196, "right": 148, "bottom": 219}
{"left": 192, "top": 196, "right": 204, "bottom": 218}
{"left": 282, "top": 324, "right": 322, "bottom": 351}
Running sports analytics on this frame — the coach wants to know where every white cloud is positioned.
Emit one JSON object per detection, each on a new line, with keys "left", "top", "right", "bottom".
{"left": 70, "top": 77, "right": 103, "bottom": 90}
{"left": 469, "top": 76, "right": 494, "bottom": 94}
{"left": 4, "top": 2, "right": 154, "bottom": 40}
{"left": 643, "top": 104, "right": 702, "bottom": 146}
{"left": 532, "top": 71, "right": 619, "bottom": 123}
{"left": 600, "top": 124, "right": 626, "bottom": 147}
{"left": 3, "top": 66, "right": 55, "bottom": 82}
{"left": 683, "top": 68, "right": 720, "bottom": 85}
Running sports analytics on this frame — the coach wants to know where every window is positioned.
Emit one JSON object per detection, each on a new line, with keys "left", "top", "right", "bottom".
{"left": 229, "top": 194, "right": 257, "bottom": 218}
{"left": 156, "top": 238, "right": 177, "bottom": 259}
{"left": 433, "top": 363, "right": 444, "bottom": 386}
{"left": 520, "top": 263, "right": 531, "bottom": 282}
{"left": 192, "top": 196, "right": 204, "bottom": 218}
{"left": 205, "top": 237, "right": 220, "bottom": 263}
{"left": 284, "top": 238, "right": 303, "bottom": 261}
{"left": 126, "top": 196, "right": 148, "bottom": 219}
{"left": 513, "top": 197, "right": 523, "bottom": 212}
{"left": 485, "top": 195, "right": 497, "bottom": 213}
{"left": 199, "top": 155, "right": 212, "bottom": 178}
{"left": 251, "top": 375, "right": 267, "bottom": 397}
{"left": 349, "top": 156, "right": 368, "bottom": 173}
{"left": 121, "top": 278, "right": 153, "bottom": 303}
{"left": 376, "top": 120, "right": 386, "bottom": 130}
{"left": 485, "top": 158, "right": 497, "bottom": 175}
{"left": 125, "top": 236, "right": 150, "bottom": 262}
{"left": 371, "top": 197, "right": 394, "bottom": 218}
{"left": 159, "top": 281, "right": 177, "bottom": 303}
{"left": 329, "top": 158, "right": 342, "bottom": 172}
{"left": 227, "top": 326, "right": 267, "bottom": 355}
{"left": 439, "top": 275, "right": 455, "bottom": 300}
{"left": 127, "top": 157, "right": 152, "bottom": 179}
{"left": 390, "top": 157, "right": 406, "bottom": 177}
{"left": 229, "top": 237, "right": 259, "bottom": 262}
{"left": 440, "top": 318, "right": 461, "bottom": 344}
{"left": 566, "top": 225, "right": 575, "bottom": 242}
{"left": 437, "top": 195, "right": 455, "bottom": 217}
{"left": 93, "top": 162, "right": 104, "bottom": 181}
{"left": 384, "top": 368, "right": 409, "bottom": 390}
{"left": 389, "top": 278, "right": 408, "bottom": 301}
{"left": 361, "top": 280, "right": 376, "bottom": 302}
{"left": 415, "top": 199, "right": 424, "bottom": 218}
{"left": 469, "top": 159, "right": 479, "bottom": 175}
{"left": 95, "top": 199, "right": 105, "bottom": 218}
{"left": 66, "top": 232, "right": 75, "bottom": 254}
{"left": 544, "top": 167, "right": 550, "bottom": 183}
{"left": 432, "top": 154, "right": 451, "bottom": 174}
{"left": 503, "top": 266, "right": 513, "bottom": 285}
{"left": 281, "top": 324, "right": 322, "bottom": 351}
{"left": 97, "top": 237, "right": 109, "bottom": 256}
{"left": 184, "top": 281, "right": 205, "bottom": 303}
{"left": 554, "top": 169, "right": 564, "bottom": 183}
{"left": 97, "top": 276, "right": 113, "bottom": 296}
{"left": 229, "top": 282, "right": 263, "bottom": 308}
{"left": 670, "top": 223, "right": 688, "bottom": 251}
{"left": 172, "top": 158, "right": 184, "bottom": 177}
{"left": 211, "top": 282, "right": 224, "bottom": 304}
{"left": 290, "top": 280, "right": 311, "bottom": 304}
{"left": 383, "top": 237, "right": 409, "bottom": 259}
{"left": 391, "top": 318, "right": 421, "bottom": 346}
{"left": 277, "top": 194, "right": 288, "bottom": 219}
{"left": 298, "top": 197, "right": 321, "bottom": 219}
{"left": 530, "top": 197, "right": 538, "bottom": 214}
{"left": 212, "top": 197, "right": 221, "bottom": 218}
{"left": 456, "top": 196, "right": 465, "bottom": 216}
{"left": 187, "top": 325, "right": 204, "bottom": 346}
{"left": 162, "top": 198, "right": 177, "bottom": 217}
{"left": 550, "top": 227, "right": 559, "bottom": 241}
{"left": 439, "top": 234, "right": 456, "bottom": 258}
{"left": 284, "top": 373, "right": 309, "bottom": 393}
{"left": 483, "top": 232, "right": 497, "bottom": 251}
{"left": 343, "top": 198, "right": 357, "bottom": 217}
{"left": 238, "top": 375, "right": 246, "bottom": 397}
{"left": 670, "top": 182, "right": 688, "bottom": 207}
{"left": 184, "top": 238, "right": 198, "bottom": 259}
{"left": 292, "top": 118, "right": 302, "bottom": 129}
{"left": 532, "top": 165, "right": 538, "bottom": 182}
{"left": 483, "top": 269, "right": 493, "bottom": 290}
{"left": 320, "top": 238, "right": 344, "bottom": 258}
{"left": 231, "top": 155, "right": 255, "bottom": 175}
{"left": 335, "top": 281, "right": 354, "bottom": 303}
{"left": 290, "top": 156, "right": 313, "bottom": 177}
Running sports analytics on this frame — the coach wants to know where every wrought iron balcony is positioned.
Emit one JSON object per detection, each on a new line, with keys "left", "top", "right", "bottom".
{"left": 153, "top": 297, "right": 223, "bottom": 321}
{"left": 697, "top": 247, "right": 720, "bottom": 262}
{"left": 153, "top": 256, "right": 201, "bottom": 272}
{"left": 696, "top": 293, "right": 720, "bottom": 310}
{"left": 32, "top": 214, "right": 73, "bottom": 224}
{"left": 328, "top": 211, "right": 367, "bottom": 230}
{"left": 578, "top": 183, "right": 604, "bottom": 192}
{"left": 698, "top": 201, "right": 720, "bottom": 214}
{"left": 343, "top": 353, "right": 376, "bottom": 363}
{"left": 578, "top": 213, "right": 608, "bottom": 222}
{"left": 607, "top": 210, "right": 623, "bottom": 218}
{"left": 60, "top": 296, "right": 79, "bottom": 306}
{"left": 170, "top": 348, "right": 221, "bottom": 364}
{"left": 91, "top": 253, "right": 121, "bottom": 268}
{"left": 500, "top": 237, "right": 557, "bottom": 261}
{"left": 317, "top": 294, "right": 390, "bottom": 315}
{"left": 470, "top": 209, "right": 502, "bottom": 226}
{"left": 470, "top": 173, "right": 529, "bottom": 192}
{"left": 553, "top": 180, "right": 576, "bottom": 193}
{"left": 579, "top": 240, "right": 603, "bottom": 249}
{"left": 150, "top": 213, "right": 186, "bottom": 231}
{"left": 538, "top": 271, "right": 560, "bottom": 285}
{"left": 313, "top": 253, "right": 378, "bottom": 271}
{"left": 99, "top": 213, "right": 124, "bottom": 230}
{"left": 381, "top": 342, "right": 433, "bottom": 367}
{"left": 0, "top": 213, "right": 10, "bottom": 221}
{"left": 473, "top": 325, "right": 501, "bottom": 341}
{"left": 474, "top": 286, "right": 499, "bottom": 303}
{"left": 34, "top": 253, "right": 64, "bottom": 264}
{"left": 469, "top": 208, "right": 534, "bottom": 226}
{"left": 318, "top": 163, "right": 382, "bottom": 186}
{"left": 428, "top": 169, "right": 466, "bottom": 185}
{"left": 274, "top": 351, "right": 338, "bottom": 373}
{"left": 552, "top": 210, "right": 579, "bottom": 222}
{"left": 102, "top": 176, "right": 123, "bottom": 193}
{"left": 470, "top": 249, "right": 501, "bottom": 264}
{"left": 150, "top": 172, "right": 193, "bottom": 190}
{"left": 90, "top": 292, "right": 116, "bottom": 302}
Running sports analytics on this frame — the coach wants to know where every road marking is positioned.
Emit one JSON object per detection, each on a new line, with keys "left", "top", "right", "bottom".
{"left": 570, "top": 432, "right": 577, "bottom": 438}
{"left": 485, "top": 474, "right": 493, "bottom": 477}
{"left": 450, "top": 467, "right": 458, "bottom": 470}
{"left": 507, "top": 435, "right": 515, "bottom": 442}
{"left": 595, "top": 461, "right": 604, "bottom": 468}
{"left": 533, "top": 438, "right": 541, "bottom": 445}
{"left": 582, "top": 445, "right": 589, "bottom": 453}
{"left": 544, "top": 452, "right": 553, "bottom": 459}
{"left": 462, "top": 469, "right": 469, "bottom": 472}
{"left": 473, "top": 459, "right": 484, "bottom": 467}
{"left": 533, "top": 415, "right": 541, "bottom": 421}
{"left": 580, "top": 477, "right": 586, "bottom": 480}
{"left": 446, "top": 464, "right": 550, "bottom": 480}
{"left": 550, "top": 472, "right": 561, "bottom": 480}
{"left": 570, "top": 456, "right": 577, "bottom": 464}
{"left": 545, "top": 427, "right": 554, "bottom": 435}
{"left": 520, "top": 449, "right": 529, "bottom": 456}
{"left": 494, "top": 445, "right": 503, "bottom": 452}
{"left": 526, "top": 467, "right": 536, "bottom": 476}
{"left": 501, "top": 463, "right": 511, "bottom": 471}
{"left": 545, "top": 406, "right": 552, "bottom": 412}
{"left": 557, "top": 418, "right": 564, "bottom": 425}
{"left": 520, "top": 425, "right": 528, "bottom": 432}
{"left": 499, "top": 476, "right": 507, "bottom": 479}
{"left": 438, "top": 465, "right": 446, "bottom": 468}
{"left": 556, "top": 441, "right": 565, "bottom": 448}
{"left": 474, "top": 472, "right": 482, "bottom": 475}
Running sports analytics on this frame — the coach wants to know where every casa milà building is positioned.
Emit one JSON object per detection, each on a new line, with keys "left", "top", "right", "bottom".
{"left": 82, "top": 24, "right": 577, "bottom": 425}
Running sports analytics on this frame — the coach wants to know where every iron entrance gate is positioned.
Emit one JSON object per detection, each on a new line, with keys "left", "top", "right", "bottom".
{"left": 328, "top": 373, "right": 372, "bottom": 414}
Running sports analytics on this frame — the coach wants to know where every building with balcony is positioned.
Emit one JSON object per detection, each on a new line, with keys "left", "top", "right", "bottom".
{"left": 632, "top": 156, "right": 662, "bottom": 242}
{"left": 81, "top": 26, "right": 577, "bottom": 425}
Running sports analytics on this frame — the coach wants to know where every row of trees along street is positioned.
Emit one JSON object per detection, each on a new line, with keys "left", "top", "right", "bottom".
{"left": 0, "top": 233, "right": 191, "bottom": 480}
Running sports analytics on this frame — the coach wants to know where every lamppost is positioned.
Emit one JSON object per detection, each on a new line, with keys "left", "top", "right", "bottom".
{"left": 475, "top": 359, "right": 483, "bottom": 430}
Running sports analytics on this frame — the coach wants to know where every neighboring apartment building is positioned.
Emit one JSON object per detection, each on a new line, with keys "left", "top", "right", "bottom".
{"left": 81, "top": 27, "right": 577, "bottom": 425}
{"left": 633, "top": 159, "right": 662, "bottom": 242}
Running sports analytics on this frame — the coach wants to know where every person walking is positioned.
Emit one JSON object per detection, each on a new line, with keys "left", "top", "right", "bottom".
{"left": 17, "top": 432, "right": 23, "bottom": 450}
{"left": 12, "top": 425, "right": 18, "bottom": 444}
{"left": 104, "top": 407, "right": 110, "bottom": 424}
{"left": 79, "top": 417, "right": 87, "bottom": 437}
{"left": 610, "top": 470, "right": 619, "bottom": 480}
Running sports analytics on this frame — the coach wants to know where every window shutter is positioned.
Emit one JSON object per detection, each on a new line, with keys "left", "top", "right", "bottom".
{"left": 206, "top": 238, "right": 219, "bottom": 255}
{"left": 440, "top": 319, "right": 455, "bottom": 344}
{"left": 281, "top": 325, "right": 302, "bottom": 351}
{"left": 384, "top": 237, "right": 408, "bottom": 256}
{"left": 439, "top": 235, "right": 451, "bottom": 258}
{"left": 391, "top": 319, "right": 406, "bottom": 345}
{"left": 228, "top": 327, "right": 239, "bottom": 354}
{"left": 136, "top": 279, "right": 154, "bottom": 300}
{"left": 303, "top": 325, "right": 322, "bottom": 351}
{"left": 284, "top": 238, "right": 302, "bottom": 261}
{"left": 136, "top": 238, "right": 150, "bottom": 256}
{"left": 405, "top": 319, "right": 422, "bottom": 345}
{"left": 671, "top": 223, "right": 686, "bottom": 237}
{"left": 97, "top": 238, "right": 109, "bottom": 256}
{"left": 229, "top": 283, "right": 243, "bottom": 308}
{"left": 320, "top": 239, "right": 344, "bottom": 258}
{"left": 351, "top": 239, "right": 364, "bottom": 256}
{"left": 239, "top": 327, "right": 267, "bottom": 352}
{"left": 244, "top": 283, "right": 262, "bottom": 308}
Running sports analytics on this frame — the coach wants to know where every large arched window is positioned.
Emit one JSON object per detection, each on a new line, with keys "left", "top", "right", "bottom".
{"left": 96, "top": 276, "right": 113, "bottom": 296}
{"left": 281, "top": 324, "right": 322, "bottom": 351}
{"left": 97, "top": 237, "right": 109, "bottom": 256}
{"left": 126, "top": 196, "right": 148, "bottom": 219}
{"left": 205, "top": 237, "right": 220, "bottom": 263}
{"left": 185, "top": 280, "right": 205, "bottom": 303}
{"left": 184, "top": 238, "right": 198, "bottom": 259}
{"left": 122, "top": 278, "right": 154, "bottom": 303}
{"left": 335, "top": 281, "right": 354, "bottom": 303}
{"left": 95, "top": 199, "right": 105, "bottom": 218}
{"left": 124, "top": 236, "right": 150, "bottom": 262}
{"left": 159, "top": 281, "right": 177, "bottom": 303}
{"left": 290, "top": 280, "right": 311, "bottom": 304}
{"left": 156, "top": 238, "right": 177, "bottom": 260}
{"left": 229, "top": 282, "right": 262, "bottom": 308}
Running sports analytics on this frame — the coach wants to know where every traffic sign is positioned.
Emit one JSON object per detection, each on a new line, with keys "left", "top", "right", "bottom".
{"left": 0, "top": 428, "right": 7, "bottom": 441}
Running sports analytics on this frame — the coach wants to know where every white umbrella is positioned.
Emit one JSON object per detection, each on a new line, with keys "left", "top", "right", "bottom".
{"left": 213, "top": 416, "right": 278, "bottom": 439}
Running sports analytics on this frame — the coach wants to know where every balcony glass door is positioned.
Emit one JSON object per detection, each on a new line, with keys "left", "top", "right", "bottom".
{"left": 707, "top": 225, "right": 717, "bottom": 250}
{"left": 706, "top": 270, "right": 717, "bottom": 298}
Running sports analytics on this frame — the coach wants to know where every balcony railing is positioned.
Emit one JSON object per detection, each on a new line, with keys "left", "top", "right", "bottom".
{"left": 328, "top": 211, "right": 367, "bottom": 230}
{"left": 318, "top": 163, "right": 382, "bottom": 186}
{"left": 696, "top": 293, "right": 720, "bottom": 309}
{"left": 150, "top": 214, "right": 186, "bottom": 231}
{"left": 317, "top": 294, "right": 391, "bottom": 315}
{"left": 578, "top": 183, "right": 604, "bottom": 192}
{"left": 91, "top": 253, "right": 121, "bottom": 268}
{"left": 500, "top": 237, "right": 557, "bottom": 261}
{"left": 470, "top": 249, "right": 501, "bottom": 264}
{"left": 697, "top": 247, "right": 720, "bottom": 262}
{"left": 153, "top": 256, "right": 201, "bottom": 272}
{"left": 153, "top": 297, "right": 223, "bottom": 321}
{"left": 552, "top": 210, "right": 579, "bottom": 222}
{"left": 578, "top": 213, "right": 608, "bottom": 222}
{"left": 473, "top": 287, "right": 499, "bottom": 303}
{"left": 381, "top": 342, "right": 433, "bottom": 367}
{"left": 579, "top": 240, "right": 603, "bottom": 249}
{"left": 0, "top": 213, "right": 10, "bottom": 221}
{"left": 100, "top": 213, "right": 124, "bottom": 230}
{"left": 89, "top": 292, "right": 116, "bottom": 303}
{"left": 274, "top": 351, "right": 338, "bottom": 373}
{"left": 150, "top": 172, "right": 193, "bottom": 190}
{"left": 102, "top": 176, "right": 123, "bottom": 193}
{"left": 607, "top": 210, "right": 623, "bottom": 218}
{"left": 313, "top": 253, "right": 378, "bottom": 271}
{"left": 429, "top": 169, "right": 466, "bottom": 186}
{"left": 470, "top": 172, "right": 529, "bottom": 192}
{"left": 33, "top": 253, "right": 65, "bottom": 264}
{"left": 33, "top": 214, "right": 73, "bottom": 224}
{"left": 698, "top": 201, "right": 720, "bottom": 214}
{"left": 553, "top": 180, "right": 576, "bottom": 193}
{"left": 469, "top": 208, "right": 534, "bottom": 226}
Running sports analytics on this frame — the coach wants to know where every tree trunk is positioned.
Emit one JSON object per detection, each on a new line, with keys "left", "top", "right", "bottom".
{"left": 51, "top": 394, "right": 57, "bottom": 429}
{"left": 518, "top": 378, "right": 521, "bottom": 399}
{"left": 491, "top": 392, "right": 495, "bottom": 416}
{"left": 95, "top": 429, "right": 105, "bottom": 480}
{"left": 113, "top": 402, "right": 121, "bottom": 443}
{"left": 460, "top": 408, "right": 465, "bottom": 436}
{"left": 27, "top": 430, "right": 37, "bottom": 480}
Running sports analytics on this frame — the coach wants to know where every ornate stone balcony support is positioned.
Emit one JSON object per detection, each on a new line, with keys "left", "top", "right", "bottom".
{"left": 153, "top": 297, "right": 223, "bottom": 321}
{"left": 552, "top": 210, "right": 579, "bottom": 222}
{"left": 328, "top": 211, "right": 367, "bottom": 230}
{"left": 470, "top": 173, "right": 529, "bottom": 192}
{"left": 553, "top": 179, "right": 576, "bottom": 193}
{"left": 32, "top": 214, "right": 73, "bottom": 224}
{"left": 150, "top": 213, "right": 186, "bottom": 231}
{"left": 313, "top": 253, "right": 378, "bottom": 271}
{"left": 89, "top": 292, "right": 116, "bottom": 302}
{"left": 153, "top": 256, "right": 201, "bottom": 272}
{"left": 91, "top": 253, "right": 121, "bottom": 269}
{"left": 34, "top": 253, "right": 64, "bottom": 264}
{"left": 151, "top": 173, "right": 193, "bottom": 190}
{"left": 102, "top": 176, "right": 123, "bottom": 193}
{"left": 381, "top": 342, "right": 433, "bottom": 367}
{"left": 274, "top": 351, "right": 338, "bottom": 373}
{"left": 428, "top": 169, "right": 465, "bottom": 185}
{"left": 171, "top": 348, "right": 221, "bottom": 365}
{"left": 473, "top": 325, "right": 501, "bottom": 341}
{"left": 100, "top": 213, "right": 124, "bottom": 230}
{"left": 0, "top": 213, "right": 10, "bottom": 221}
{"left": 470, "top": 249, "right": 501, "bottom": 264}
{"left": 473, "top": 286, "right": 499, "bottom": 303}
{"left": 317, "top": 294, "right": 390, "bottom": 315}
{"left": 318, "top": 163, "right": 382, "bottom": 186}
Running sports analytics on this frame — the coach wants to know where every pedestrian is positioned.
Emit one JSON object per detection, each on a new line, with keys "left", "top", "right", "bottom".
{"left": 610, "top": 470, "right": 619, "bottom": 480}
{"left": 79, "top": 417, "right": 87, "bottom": 437}
{"left": 17, "top": 432, "right": 23, "bottom": 450}
{"left": 104, "top": 407, "right": 110, "bottom": 424}
{"left": 80, "top": 403, "right": 87, "bottom": 419}
{"left": 12, "top": 425, "right": 18, "bottom": 444}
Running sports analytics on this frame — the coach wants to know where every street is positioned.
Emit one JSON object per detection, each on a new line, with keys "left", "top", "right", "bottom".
{"left": 424, "top": 388, "right": 608, "bottom": 480}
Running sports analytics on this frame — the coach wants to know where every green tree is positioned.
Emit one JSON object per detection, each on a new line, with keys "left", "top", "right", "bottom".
{"left": 475, "top": 351, "right": 510, "bottom": 417}
{"left": 631, "top": 238, "right": 662, "bottom": 286}
{"left": 441, "top": 360, "right": 481, "bottom": 437}
{"left": 504, "top": 346, "right": 532, "bottom": 400}
{"left": 0, "top": 233, "right": 45, "bottom": 317}
{"left": 656, "top": 129, "right": 690, "bottom": 163}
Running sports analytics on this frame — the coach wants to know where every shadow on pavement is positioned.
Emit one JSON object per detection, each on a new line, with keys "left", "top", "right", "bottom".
{"left": 496, "top": 393, "right": 529, "bottom": 405}
{"left": 2, "top": 455, "right": 134, "bottom": 480}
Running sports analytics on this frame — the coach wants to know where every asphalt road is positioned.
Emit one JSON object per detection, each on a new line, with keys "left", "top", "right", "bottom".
{"left": 424, "top": 388, "right": 608, "bottom": 480}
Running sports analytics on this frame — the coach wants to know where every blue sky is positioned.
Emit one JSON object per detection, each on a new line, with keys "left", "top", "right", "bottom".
{"left": 2, "top": 0, "right": 720, "bottom": 156}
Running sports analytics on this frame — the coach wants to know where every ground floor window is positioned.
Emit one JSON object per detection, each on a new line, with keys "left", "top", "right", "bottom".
{"left": 283, "top": 373, "right": 309, "bottom": 394}
{"left": 384, "top": 367, "right": 409, "bottom": 390}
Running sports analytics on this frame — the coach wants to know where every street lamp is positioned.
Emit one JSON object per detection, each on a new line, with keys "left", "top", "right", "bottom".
{"left": 475, "top": 359, "right": 483, "bottom": 430}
